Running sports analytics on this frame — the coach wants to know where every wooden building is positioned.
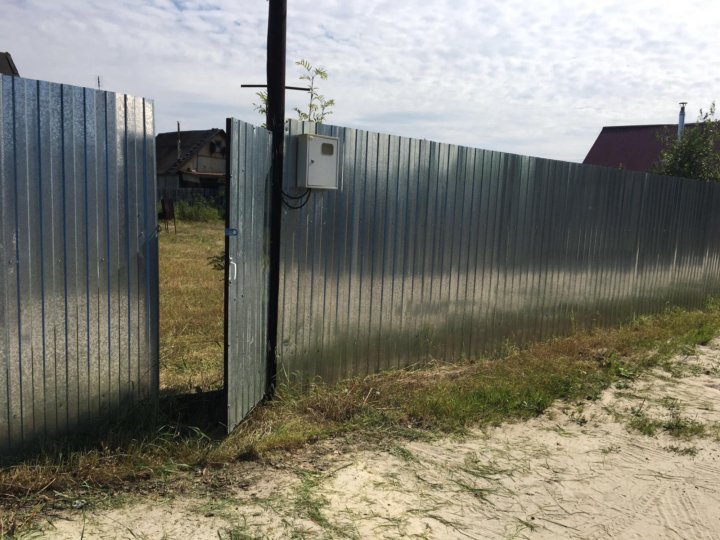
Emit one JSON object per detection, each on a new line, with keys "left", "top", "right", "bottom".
{"left": 156, "top": 128, "right": 226, "bottom": 196}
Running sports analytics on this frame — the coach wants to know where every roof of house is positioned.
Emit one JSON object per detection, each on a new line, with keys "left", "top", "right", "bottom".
{"left": 0, "top": 52, "right": 19, "bottom": 76}
{"left": 156, "top": 128, "right": 225, "bottom": 175}
{"left": 582, "top": 124, "right": 698, "bottom": 172}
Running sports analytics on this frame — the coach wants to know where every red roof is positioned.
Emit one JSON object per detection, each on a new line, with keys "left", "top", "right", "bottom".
{"left": 582, "top": 124, "right": 691, "bottom": 172}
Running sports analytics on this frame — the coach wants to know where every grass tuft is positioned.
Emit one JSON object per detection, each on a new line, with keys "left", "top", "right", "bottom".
{"left": 174, "top": 198, "right": 223, "bottom": 222}
{"left": 662, "top": 414, "right": 706, "bottom": 439}
{"left": 665, "top": 445, "right": 699, "bottom": 456}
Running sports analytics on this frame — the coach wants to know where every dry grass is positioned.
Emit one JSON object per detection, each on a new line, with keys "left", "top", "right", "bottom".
{"left": 3, "top": 222, "right": 720, "bottom": 537}
{"left": 159, "top": 219, "right": 225, "bottom": 393}
{"left": 213, "top": 304, "right": 720, "bottom": 460}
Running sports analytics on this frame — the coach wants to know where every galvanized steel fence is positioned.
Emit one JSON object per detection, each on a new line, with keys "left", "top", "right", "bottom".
{"left": 0, "top": 76, "right": 158, "bottom": 452}
{"left": 224, "top": 119, "right": 272, "bottom": 428}
{"left": 277, "top": 120, "right": 720, "bottom": 383}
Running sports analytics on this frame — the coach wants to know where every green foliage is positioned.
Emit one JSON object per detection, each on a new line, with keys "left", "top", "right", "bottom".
{"left": 174, "top": 198, "right": 222, "bottom": 222}
{"left": 207, "top": 252, "right": 225, "bottom": 271}
{"left": 253, "top": 59, "right": 336, "bottom": 125}
{"left": 252, "top": 90, "right": 268, "bottom": 129}
{"left": 654, "top": 103, "right": 720, "bottom": 182}
{"left": 293, "top": 59, "right": 335, "bottom": 123}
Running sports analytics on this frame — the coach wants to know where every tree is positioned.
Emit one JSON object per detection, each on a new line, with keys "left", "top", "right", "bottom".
{"left": 654, "top": 103, "right": 720, "bottom": 182}
{"left": 292, "top": 59, "right": 335, "bottom": 123}
{"left": 253, "top": 59, "right": 335, "bottom": 125}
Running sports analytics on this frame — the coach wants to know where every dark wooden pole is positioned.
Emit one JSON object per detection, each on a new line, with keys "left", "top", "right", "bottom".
{"left": 265, "top": 0, "right": 286, "bottom": 395}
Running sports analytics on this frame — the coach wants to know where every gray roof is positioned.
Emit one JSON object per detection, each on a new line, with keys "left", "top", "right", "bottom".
{"left": 0, "top": 52, "right": 19, "bottom": 76}
{"left": 155, "top": 128, "right": 224, "bottom": 175}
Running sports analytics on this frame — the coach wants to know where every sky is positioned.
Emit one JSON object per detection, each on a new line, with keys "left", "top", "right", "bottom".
{"left": 2, "top": 0, "right": 719, "bottom": 162}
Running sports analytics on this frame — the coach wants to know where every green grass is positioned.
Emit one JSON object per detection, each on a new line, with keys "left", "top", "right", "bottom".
{"left": 174, "top": 198, "right": 223, "bottom": 222}
{"left": 293, "top": 470, "right": 331, "bottom": 527}
{"left": 628, "top": 401, "right": 706, "bottom": 440}
{"left": 662, "top": 414, "right": 706, "bottom": 439}
{"left": 628, "top": 407, "right": 659, "bottom": 436}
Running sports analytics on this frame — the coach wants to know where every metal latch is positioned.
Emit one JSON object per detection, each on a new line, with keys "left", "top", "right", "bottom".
{"left": 225, "top": 228, "right": 238, "bottom": 236}
{"left": 228, "top": 257, "right": 237, "bottom": 283}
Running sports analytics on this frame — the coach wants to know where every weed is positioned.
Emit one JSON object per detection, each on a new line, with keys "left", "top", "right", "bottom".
{"left": 452, "top": 480, "right": 501, "bottom": 502}
{"left": 660, "top": 396, "right": 683, "bottom": 413}
{"left": 662, "top": 414, "right": 705, "bottom": 439}
{"left": 291, "top": 470, "right": 354, "bottom": 537}
{"left": 208, "top": 251, "right": 225, "bottom": 271}
{"left": 665, "top": 445, "right": 699, "bottom": 456}
{"left": 174, "top": 198, "right": 222, "bottom": 222}
{"left": 460, "top": 454, "right": 513, "bottom": 480}
{"left": 218, "top": 519, "right": 256, "bottom": 540}
{"left": 293, "top": 470, "right": 329, "bottom": 527}
{"left": 708, "top": 423, "right": 720, "bottom": 442}
{"left": 388, "top": 445, "right": 418, "bottom": 463}
{"left": 628, "top": 403, "right": 659, "bottom": 436}
{"left": 661, "top": 357, "right": 698, "bottom": 378}
{"left": 192, "top": 497, "right": 241, "bottom": 520}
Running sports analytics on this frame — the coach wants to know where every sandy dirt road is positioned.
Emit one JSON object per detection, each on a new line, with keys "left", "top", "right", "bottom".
{"left": 46, "top": 341, "right": 720, "bottom": 539}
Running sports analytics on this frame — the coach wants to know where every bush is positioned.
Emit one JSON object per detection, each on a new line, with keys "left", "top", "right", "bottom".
{"left": 174, "top": 198, "right": 222, "bottom": 222}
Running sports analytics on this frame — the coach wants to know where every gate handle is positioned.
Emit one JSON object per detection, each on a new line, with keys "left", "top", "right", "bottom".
{"left": 228, "top": 258, "right": 237, "bottom": 283}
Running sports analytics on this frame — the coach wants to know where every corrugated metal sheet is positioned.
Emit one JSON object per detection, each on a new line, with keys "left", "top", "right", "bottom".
{"left": 0, "top": 76, "right": 158, "bottom": 452}
{"left": 278, "top": 120, "right": 720, "bottom": 382}
{"left": 225, "top": 119, "right": 272, "bottom": 431}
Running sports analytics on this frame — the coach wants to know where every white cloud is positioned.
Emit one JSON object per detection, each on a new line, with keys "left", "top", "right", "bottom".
{"left": 3, "top": 0, "right": 719, "bottom": 161}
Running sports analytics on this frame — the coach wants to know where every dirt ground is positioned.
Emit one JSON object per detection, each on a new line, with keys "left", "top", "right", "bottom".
{"left": 43, "top": 340, "right": 720, "bottom": 539}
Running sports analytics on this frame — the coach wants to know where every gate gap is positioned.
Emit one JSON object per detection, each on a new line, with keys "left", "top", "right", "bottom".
{"left": 156, "top": 129, "right": 229, "bottom": 435}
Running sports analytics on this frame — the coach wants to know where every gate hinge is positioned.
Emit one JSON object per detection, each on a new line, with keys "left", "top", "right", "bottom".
{"left": 225, "top": 228, "right": 238, "bottom": 236}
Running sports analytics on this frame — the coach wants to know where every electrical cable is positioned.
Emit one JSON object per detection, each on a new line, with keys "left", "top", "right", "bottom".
{"left": 281, "top": 187, "right": 310, "bottom": 200}
{"left": 281, "top": 189, "right": 312, "bottom": 209}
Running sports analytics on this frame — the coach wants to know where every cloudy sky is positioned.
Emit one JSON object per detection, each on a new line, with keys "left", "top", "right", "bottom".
{"left": 3, "top": 0, "right": 719, "bottom": 162}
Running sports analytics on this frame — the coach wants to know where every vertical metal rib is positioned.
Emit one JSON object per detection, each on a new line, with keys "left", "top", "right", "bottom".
{"left": 0, "top": 76, "right": 156, "bottom": 452}
{"left": 271, "top": 120, "right": 720, "bottom": 385}
{"left": 225, "top": 119, "right": 272, "bottom": 431}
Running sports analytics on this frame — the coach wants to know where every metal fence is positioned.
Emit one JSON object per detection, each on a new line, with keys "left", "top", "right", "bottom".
{"left": 224, "top": 119, "right": 272, "bottom": 429}
{"left": 0, "top": 76, "right": 158, "bottom": 452}
{"left": 278, "top": 120, "right": 720, "bottom": 382}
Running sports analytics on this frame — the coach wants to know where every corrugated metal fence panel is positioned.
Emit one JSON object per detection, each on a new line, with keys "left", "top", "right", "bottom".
{"left": 278, "top": 120, "right": 720, "bottom": 383}
{"left": 0, "top": 76, "right": 158, "bottom": 452}
{"left": 225, "top": 119, "right": 272, "bottom": 431}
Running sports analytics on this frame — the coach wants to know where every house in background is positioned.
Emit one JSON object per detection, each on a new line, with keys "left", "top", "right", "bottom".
{"left": 0, "top": 52, "right": 20, "bottom": 76}
{"left": 582, "top": 123, "right": 692, "bottom": 173}
{"left": 156, "top": 128, "right": 226, "bottom": 200}
{"left": 583, "top": 104, "right": 720, "bottom": 173}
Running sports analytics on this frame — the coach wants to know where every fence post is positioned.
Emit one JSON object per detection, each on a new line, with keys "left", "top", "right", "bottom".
{"left": 265, "top": 0, "right": 286, "bottom": 396}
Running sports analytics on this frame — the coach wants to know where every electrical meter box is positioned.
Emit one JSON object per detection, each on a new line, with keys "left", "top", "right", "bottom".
{"left": 296, "top": 134, "right": 340, "bottom": 190}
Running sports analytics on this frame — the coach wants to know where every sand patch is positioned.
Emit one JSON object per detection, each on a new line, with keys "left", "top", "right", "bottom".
{"left": 46, "top": 341, "right": 720, "bottom": 539}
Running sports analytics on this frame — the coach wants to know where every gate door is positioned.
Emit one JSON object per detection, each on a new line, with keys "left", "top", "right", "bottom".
{"left": 224, "top": 119, "right": 272, "bottom": 432}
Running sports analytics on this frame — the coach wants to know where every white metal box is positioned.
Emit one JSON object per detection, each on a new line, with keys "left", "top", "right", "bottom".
{"left": 296, "top": 133, "right": 340, "bottom": 189}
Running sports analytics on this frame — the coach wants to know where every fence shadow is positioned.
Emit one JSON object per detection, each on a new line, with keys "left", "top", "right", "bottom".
{"left": 159, "top": 389, "right": 227, "bottom": 437}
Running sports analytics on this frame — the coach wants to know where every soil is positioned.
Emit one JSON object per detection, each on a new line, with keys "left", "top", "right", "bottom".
{"left": 45, "top": 341, "right": 720, "bottom": 539}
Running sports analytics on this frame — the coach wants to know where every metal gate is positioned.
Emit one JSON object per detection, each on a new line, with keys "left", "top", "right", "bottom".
{"left": 0, "top": 76, "right": 158, "bottom": 452}
{"left": 224, "top": 119, "right": 272, "bottom": 431}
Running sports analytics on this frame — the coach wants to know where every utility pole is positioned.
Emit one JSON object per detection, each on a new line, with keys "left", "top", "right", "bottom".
{"left": 265, "top": 0, "right": 286, "bottom": 396}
